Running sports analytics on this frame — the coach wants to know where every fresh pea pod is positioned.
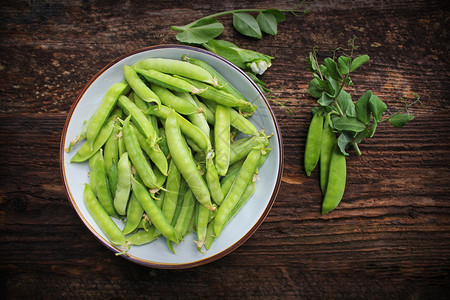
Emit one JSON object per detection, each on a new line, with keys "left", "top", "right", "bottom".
{"left": 304, "top": 112, "right": 324, "bottom": 176}
{"left": 123, "top": 65, "right": 160, "bottom": 106}
{"left": 126, "top": 227, "right": 158, "bottom": 246}
{"left": 229, "top": 134, "right": 268, "bottom": 165}
{"left": 122, "top": 191, "right": 144, "bottom": 235}
{"left": 113, "top": 152, "right": 132, "bottom": 216}
{"left": 228, "top": 107, "right": 259, "bottom": 136}
{"left": 195, "top": 204, "right": 210, "bottom": 252}
{"left": 214, "top": 104, "right": 231, "bottom": 176}
{"left": 132, "top": 178, "right": 178, "bottom": 243}
{"left": 86, "top": 82, "right": 129, "bottom": 148}
{"left": 320, "top": 118, "right": 337, "bottom": 194}
{"left": 83, "top": 184, "right": 126, "bottom": 247}
{"left": 181, "top": 77, "right": 251, "bottom": 109}
{"left": 150, "top": 84, "right": 199, "bottom": 115}
{"left": 130, "top": 123, "right": 168, "bottom": 176}
{"left": 173, "top": 189, "right": 196, "bottom": 240}
{"left": 206, "top": 155, "right": 225, "bottom": 205}
{"left": 134, "top": 58, "right": 216, "bottom": 86}
{"left": 118, "top": 95, "right": 158, "bottom": 146}
{"left": 165, "top": 110, "right": 215, "bottom": 211}
{"left": 146, "top": 104, "right": 212, "bottom": 152}
{"left": 70, "top": 116, "right": 116, "bottom": 163}
{"left": 122, "top": 116, "right": 159, "bottom": 189}
{"left": 174, "top": 91, "right": 210, "bottom": 136}
{"left": 214, "top": 146, "right": 262, "bottom": 236}
{"left": 134, "top": 68, "right": 194, "bottom": 93}
{"left": 161, "top": 159, "right": 182, "bottom": 226}
{"left": 321, "top": 144, "right": 346, "bottom": 215}
{"left": 89, "top": 150, "right": 119, "bottom": 219}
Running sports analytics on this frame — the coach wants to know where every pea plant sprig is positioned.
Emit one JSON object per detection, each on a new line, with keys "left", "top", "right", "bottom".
{"left": 170, "top": 2, "right": 309, "bottom": 114}
{"left": 304, "top": 37, "right": 422, "bottom": 214}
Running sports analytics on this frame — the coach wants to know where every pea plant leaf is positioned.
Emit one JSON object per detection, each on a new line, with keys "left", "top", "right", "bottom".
{"left": 350, "top": 54, "right": 370, "bottom": 72}
{"left": 338, "top": 56, "right": 351, "bottom": 75}
{"left": 333, "top": 115, "right": 367, "bottom": 133}
{"left": 256, "top": 12, "right": 278, "bottom": 35}
{"left": 337, "top": 90, "right": 355, "bottom": 117}
{"left": 324, "top": 57, "right": 343, "bottom": 81}
{"left": 171, "top": 18, "right": 224, "bottom": 44}
{"left": 368, "top": 94, "right": 387, "bottom": 121}
{"left": 263, "top": 9, "right": 286, "bottom": 23}
{"left": 388, "top": 114, "right": 415, "bottom": 127}
{"left": 233, "top": 12, "right": 262, "bottom": 39}
{"left": 355, "top": 90, "right": 373, "bottom": 124}
{"left": 337, "top": 132, "right": 353, "bottom": 156}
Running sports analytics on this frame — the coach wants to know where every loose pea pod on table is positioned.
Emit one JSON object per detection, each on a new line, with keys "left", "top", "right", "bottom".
{"left": 67, "top": 56, "right": 272, "bottom": 255}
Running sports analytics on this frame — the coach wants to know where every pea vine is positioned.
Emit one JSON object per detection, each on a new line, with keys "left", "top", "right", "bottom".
{"left": 307, "top": 37, "right": 422, "bottom": 156}
{"left": 170, "top": 2, "right": 310, "bottom": 114}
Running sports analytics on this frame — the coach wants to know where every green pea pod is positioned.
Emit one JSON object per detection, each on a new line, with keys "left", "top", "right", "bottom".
{"left": 173, "top": 189, "right": 197, "bottom": 241}
{"left": 304, "top": 112, "right": 324, "bottom": 176}
{"left": 131, "top": 124, "right": 168, "bottom": 176}
{"left": 321, "top": 145, "right": 346, "bottom": 215}
{"left": 228, "top": 107, "right": 259, "bottom": 136}
{"left": 204, "top": 220, "right": 216, "bottom": 251}
{"left": 229, "top": 134, "right": 268, "bottom": 165}
{"left": 214, "top": 146, "right": 262, "bottom": 237}
{"left": 134, "top": 58, "right": 216, "bottom": 86}
{"left": 320, "top": 118, "right": 337, "bottom": 194}
{"left": 146, "top": 104, "right": 211, "bottom": 152}
{"left": 86, "top": 82, "right": 129, "bottom": 149}
{"left": 214, "top": 104, "right": 231, "bottom": 176}
{"left": 123, "top": 65, "right": 160, "bottom": 106}
{"left": 122, "top": 191, "right": 144, "bottom": 235}
{"left": 113, "top": 152, "right": 132, "bottom": 216}
{"left": 161, "top": 159, "right": 182, "bottom": 225}
{"left": 206, "top": 156, "right": 225, "bottom": 205}
{"left": 122, "top": 116, "right": 159, "bottom": 189}
{"left": 70, "top": 116, "right": 115, "bottom": 163}
{"left": 132, "top": 178, "right": 178, "bottom": 243}
{"left": 126, "top": 227, "right": 158, "bottom": 246}
{"left": 83, "top": 184, "right": 126, "bottom": 247}
{"left": 165, "top": 110, "right": 214, "bottom": 211}
{"left": 118, "top": 95, "right": 158, "bottom": 146}
{"left": 150, "top": 84, "right": 199, "bottom": 115}
{"left": 89, "top": 150, "right": 119, "bottom": 219}
{"left": 195, "top": 204, "right": 211, "bottom": 252}
{"left": 134, "top": 68, "right": 194, "bottom": 93}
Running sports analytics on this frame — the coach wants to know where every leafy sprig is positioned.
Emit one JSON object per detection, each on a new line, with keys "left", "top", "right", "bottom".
{"left": 307, "top": 37, "right": 421, "bottom": 156}
{"left": 171, "top": 2, "right": 309, "bottom": 43}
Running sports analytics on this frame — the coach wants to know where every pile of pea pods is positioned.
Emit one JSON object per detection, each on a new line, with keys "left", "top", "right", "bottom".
{"left": 67, "top": 56, "right": 271, "bottom": 254}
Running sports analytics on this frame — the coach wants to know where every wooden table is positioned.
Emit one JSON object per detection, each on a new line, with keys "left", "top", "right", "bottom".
{"left": 1, "top": 0, "right": 449, "bottom": 298}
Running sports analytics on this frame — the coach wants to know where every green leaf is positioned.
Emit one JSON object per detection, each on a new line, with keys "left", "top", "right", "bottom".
{"left": 233, "top": 13, "right": 262, "bottom": 39}
{"left": 369, "top": 94, "right": 387, "bottom": 122}
{"left": 263, "top": 9, "right": 286, "bottom": 23}
{"left": 333, "top": 116, "right": 367, "bottom": 133}
{"left": 388, "top": 114, "right": 414, "bottom": 127}
{"left": 369, "top": 119, "right": 377, "bottom": 137}
{"left": 355, "top": 91, "right": 373, "bottom": 124}
{"left": 307, "top": 78, "right": 323, "bottom": 98}
{"left": 338, "top": 56, "right": 351, "bottom": 75}
{"left": 324, "top": 57, "right": 343, "bottom": 81}
{"left": 306, "top": 52, "right": 318, "bottom": 72}
{"left": 337, "top": 133, "right": 352, "bottom": 156}
{"left": 318, "top": 92, "right": 333, "bottom": 106}
{"left": 337, "top": 90, "right": 355, "bottom": 117}
{"left": 354, "top": 128, "right": 371, "bottom": 143}
{"left": 350, "top": 54, "right": 370, "bottom": 72}
{"left": 171, "top": 18, "right": 224, "bottom": 44}
{"left": 317, "top": 77, "right": 335, "bottom": 97}
{"left": 256, "top": 12, "right": 277, "bottom": 35}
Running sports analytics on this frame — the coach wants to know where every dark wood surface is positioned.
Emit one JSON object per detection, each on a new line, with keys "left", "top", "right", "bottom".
{"left": 1, "top": 0, "right": 449, "bottom": 298}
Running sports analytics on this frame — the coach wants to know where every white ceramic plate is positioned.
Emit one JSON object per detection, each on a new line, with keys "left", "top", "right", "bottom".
{"left": 60, "top": 45, "right": 283, "bottom": 268}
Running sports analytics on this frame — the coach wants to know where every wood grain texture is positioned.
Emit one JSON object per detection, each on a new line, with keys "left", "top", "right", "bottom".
{"left": 1, "top": 0, "right": 449, "bottom": 298}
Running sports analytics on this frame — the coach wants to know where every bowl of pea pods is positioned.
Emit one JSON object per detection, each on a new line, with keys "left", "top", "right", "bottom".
{"left": 60, "top": 44, "right": 283, "bottom": 268}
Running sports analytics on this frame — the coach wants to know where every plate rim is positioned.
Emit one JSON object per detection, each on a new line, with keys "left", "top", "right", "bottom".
{"left": 59, "top": 44, "right": 284, "bottom": 269}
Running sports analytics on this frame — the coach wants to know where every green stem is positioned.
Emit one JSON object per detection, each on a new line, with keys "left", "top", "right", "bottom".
{"left": 332, "top": 74, "right": 348, "bottom": 116}
{"left": 378, "top": 95, "right": 422, "bottom": 124}
{"left": 352, "top": 141, "right": 362, "bottom": 156}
